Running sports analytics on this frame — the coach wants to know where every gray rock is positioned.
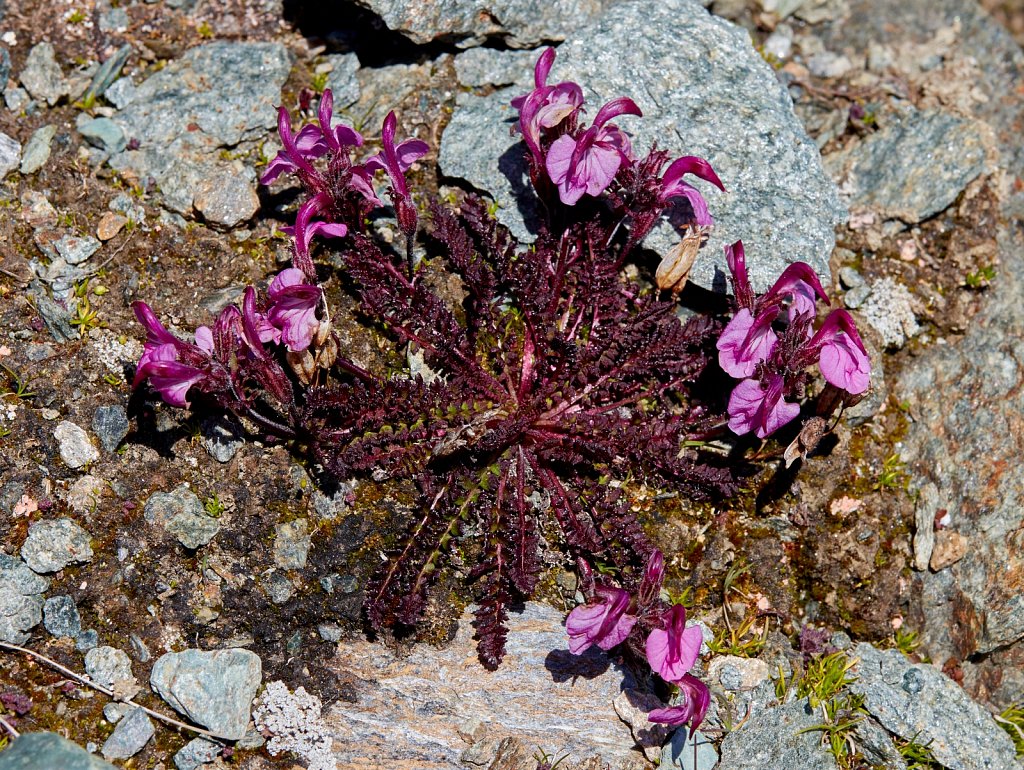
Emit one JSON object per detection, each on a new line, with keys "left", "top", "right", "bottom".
{"left": 76, "top": 629, "right": 99, "bottom": 651}
{"left": 200, "top": 416, "right": 242, "bottom": 462}
{"left": 193, "top": 166, "right": 259, "bottom": 228}
{"left": 317, "top": 623, "right": 343, "bottom": 643}
{"left": 843, "top": 283, "right": 871, "bottom": 309}
{"left": 825, "top": 108, "right": 988, "bottom": 224}
{"left": 150, "top": 648, "right": 262, "bottom": 740}
{"left": 81, "top": 44, "right": 132, "bottom": 105}
{"left": 853, "top": 716, "right": 907, "bottom": 770}
{"left": 92, "top": 405, "right": 130, "bottom": 453}
{"left": 0, "top": 131, "right": 20, "bottom": 177}
{"left": 19, "top": 42, "right": 68, "bottom": 106}
{"left": 807, "top": 51, "right": 853, "bottom": 78}
{"left": 19, "top": 124, "right": 56, "bottom": 175}
{"left": 718, "top": 697, "right": 839, "bottom": 770}
{"left": 838, "top": 266, "right": 864, "bottom": 289}
{"left": 173, "top": 737, "right": 222, "bottom": 770}
{"left": 454, "top": 47, "right": 536, "bottom": 89}
{"left": 0, "top": 732, "right": 118, "bottom": 770}
{"left": 101, "top": 707, "right": 154, "bottom": 760}
{"left": 55, "top": 234, "right": 102, "bottom": 266}
{"left": 43, "top": 595, "right": 82, "bottom": 638}
{"left": 850, "top": 643, "right": 1017, "bottom": 770}
{"left": 21, "top": 518, "right": 94, "bottom": 573}
{"left": 273, "top": 519, "right": 311, "bottom": 569}
{"left": 660, "top": 726, "right": 719, "bottom": 770}
{"left": 328, "top": 602, "right": 639, "bottom": 766}
{"left": 0, "top": 45, "right": 9, "bottom": 88}
{"left": 108, "top": 42, "right": 291, "bottom": 217}
{"left": 0, "top": 553, "right": 49, "bottom": 644}
{"left": 4, "top": 86, "right": 29, "bottom": 113}
{"left": 53, "top": 420, "right": 100, "bottom": 469}
{"left": 323, "top": 53, "right": 360, "bottom": 109}
{"left": 98, "top": 6, "right": 129, "bottom": 33}
{"left": 311, "top": 482, "right": 355, "bottom": 520}
{"left": 352, "top": 0, "right": 606, "bottom": 48}
{"left": 860, "top": 277, "right": 919, "bottom": 348}
{"left": 144, "top": 485, "right": 220, "bottom": 549}
{"left": 85, "top": 645, "right": 133, "bottom": 688}
{"left": 77, "top": 116, "right": 127, "bottom": 154}
{"left": 264, "top": 572, "right": 294, "bottom": 604}
{"left": 103, "top": 703, "right": 131, "bottom": 724}
{"left": 439, "top": 0, "right": 844, "bottom": 293}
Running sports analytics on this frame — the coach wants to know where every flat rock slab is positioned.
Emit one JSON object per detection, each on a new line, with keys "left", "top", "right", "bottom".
{"left": 440, "top": 0, "right": 844, "bottom": 293}
{"left": 351, "top": 0, "right": 607, "bottom": 48}
{"left": 718, "top": 697, "right": 839, "bottom": 770}
{"left": 849, "top": 644, "right": 1018, "bottom": 770}
{"left": 150, "top": 648, "right": 262, "bottom": 741}
{"left": 825, "top": 107, "right": 988, "bottom": 224}
{"left": 0, "top": 732, "right": 116, "bottom": 770}
{"left": 325, "top": 602, "right": 642, "bottom": 768}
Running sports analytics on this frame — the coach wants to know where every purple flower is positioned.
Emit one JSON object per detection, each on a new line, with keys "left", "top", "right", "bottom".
{"left": 645, "top": 604, "right": 703, "bottom": 683}
{"left": 725, "top": 241, "right": 755, "bottom": 311}
{"left": 566, "top": 586, "right": 637, "bottom": 654}
{"left": 284, "top": 192, "right": 348, "bottom": 277}
{"left": 545, "top": 97, "right": 642, "bottom": 205}
{"left": 364, "top": 111, "right": 429, "bottom": 236}
{"left": 267, "top": 267, "right": 323, "bottom": 353}
{"left": 810, "top": 310, "right": 871, "bottom": 395}
{"left": 727, "top": 374, "right": 800, "bottom": 439}
{"left": 512, "top": 48, "right": 584, "bottom": 166}
{"left": 763, "top": 262, "right": 829, "bottom": 322}
{"left": 659, "top": 156, "right": 725, "bottom": 227}
{"left": 133, "top": 301, "right": 183, "bottom": 369}
{"left": 647, "top": 674, "right": 711, "bottom": 731}
{"left": 135, "top": 344, "right": 208, "bottom": 408}
{"left": 260, "top": 89, "right": 364, "bottom": 187}
{"left": 637, "top": 550, "right": 665, "bottom": 607}
{"left": 716, "top": 307, "right": 779, "bottom": 379}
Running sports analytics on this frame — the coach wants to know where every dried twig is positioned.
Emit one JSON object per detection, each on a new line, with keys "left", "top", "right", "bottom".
{"left": 0, "top": 641, "right": 222, "bottom": 740}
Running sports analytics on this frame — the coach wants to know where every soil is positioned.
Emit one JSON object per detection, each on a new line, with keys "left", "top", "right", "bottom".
{"left": 0, "top": 0, "right": 1022, "bottom": 767}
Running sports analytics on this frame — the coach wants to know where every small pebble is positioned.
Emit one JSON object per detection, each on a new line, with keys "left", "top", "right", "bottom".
{"left": 101, "top": 707, "right": 154, "bottom": 759}
{"left": 43, "top": 595, "right": 82, "bottom": 638}
{"left": 174, "top": 737, "right": 222, "bottom": 770}
{"left": 844, "top": 284, "right": 872, "bottom": 309}
{"left": 76, "top": 629, "right": 99, "bottom": 651}
{"left": 21, "top": 518, "right": 94, "bottom": 573}
{"left": 0, "top": 131, "right": 21, "bottom": 177}
{"left": 838, "top": 266, "right": 864, "bottom": 289}
{"left": 85, "top": 645, "right": 133, "bottom": 688}
{"left": 93, "top": 404, "right": 130, "bottom": 452}
{"left": 54, "top": 420, "right": 100, "bottom": 469}
{"left": 19, "top": 124, "right": 57, "bottom": 175}
{"left": 96, "top": 211, "right": 128, "bottom": 241}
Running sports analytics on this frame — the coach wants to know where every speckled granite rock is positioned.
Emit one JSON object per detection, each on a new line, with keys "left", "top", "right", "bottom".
{"left": 351, "top": 0, "right": 608, "bottom": 48}
{"left": 717, "top": 697, "right": 839, "bottom": 770}
{"left": 440, "top": 0, "right": 844, "bottom": 293}
{"left": 324, "top": 602, "right": 645, "bottom": 768}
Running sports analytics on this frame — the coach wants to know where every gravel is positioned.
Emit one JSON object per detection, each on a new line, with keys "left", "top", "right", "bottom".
{"left": 101, "top": 707, "right": 155, "bottom": 760}
{"left": 43, "top": 594, "right": 82, "bottom": 638}
{"left": 92, "top": 405, "right": 130, "bottom": 453}
{"left": 0, "top": 553, "right": 50, "bottom": 643}
{"left": 20, "top": 518, "right": 94, "bottom": 573}
{"left": 55, "top": 234, "right": 102, "bottom": 266}
{"left": 19, "top": 124, "right": 57, "bottom": 175}
{"left": 85, "top": 646, "right": 133, "bottom": 689}
{"left": 150, "top": 648, "right": 262, "bottom": 740}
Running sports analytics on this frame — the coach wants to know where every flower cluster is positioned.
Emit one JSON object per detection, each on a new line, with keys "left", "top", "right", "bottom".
{"left": 717, "top": 241, "right": 870, "bottom": 439}
{"left": 566, "top": 551, "right": 709, "bottom": 730}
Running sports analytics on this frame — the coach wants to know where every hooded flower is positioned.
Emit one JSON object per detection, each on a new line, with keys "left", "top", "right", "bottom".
{"left": 726, "top": 374, "right": 800, "bottom": 439}
{"left": 512, "top": 48, "right": 584, "bottom": 166}
{"left": 762, "top": 262, "right": 829, "bottom": 323}
{"left": 566, "top": 586, "right": 637, "bottom": 654}
{"left": 364, "top": 111, "right": 429, "bottom": 236}
{"left": 646, "top": 604, "right": 703, "bottom": 683}
{"left": 267, "top": 267, "right": 323, "bottom": 353}
{"left": 658, "top": 156, "right": 725, "bottom": 227}
{"left": 716, "top": 307, "right": 779, "bottom": 379}
{"left": 545, "top": 97, "right": 642, "bottom": 205}
{"left": 283, "top": 192, "right": 348, "bottom": 278}
{"left": 134, "top": 344, "right": 208, "bottom": 408}
{"left": 810, "top": 310, "right": 871, "bottom": 395}
{"left": 647, "top": 674, "right": 712, "bottom": 731}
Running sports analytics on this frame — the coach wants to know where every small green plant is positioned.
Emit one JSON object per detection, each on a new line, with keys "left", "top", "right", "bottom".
{"left": 873, "top": 453, "right": 908, "bottom": 491}
{"left": 894, "top": 627, "right": 921, "bottom": 656}
{"left": 798, "top": 692, "right": 867, "bottom": 770}
{"left": 103, "top": 373, "right": 122, "bottom": 386}
{"left": 67, "top": 8, "right": 86, "bottom": 23}
{"left": 0, "top": 426, "right": 11, "bottom": 439}
{"left": 312, "top": 70, "right": 330, "bottom": 92}
{"left": 796, "top": 652, "right": 859, "bottom": 708}
{"left": 204, "top": 493, "right": 226, "bottom": 518}
{"left": 70, "top": 286, "right": 105, "bottom": 335}
{"left": 896, "top": 735, "right": 943, "bottom": 769}
{"left": 965, "top": 265, "right": 997, "bottom": 289}
{"left": 532, "top": 748, "right": 569, "bottom": 770}
{"left": 0, "top": 364, "right": 35, "bottom": 400}
{"left": 996, "top": 702, "right": 1024, "bottom": 756}
{"left": 707, "top": 612, "right": 768, "bottom": 658}
{"left": 196, "top": 20, "right": 214, "bottom": 38}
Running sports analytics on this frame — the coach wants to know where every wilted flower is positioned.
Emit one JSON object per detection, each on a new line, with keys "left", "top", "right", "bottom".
{"left": 565, "top": 586, "right": 637, "bottom": 654}
{"left": 546, "top": 97, "right": 642, "bottom": 205}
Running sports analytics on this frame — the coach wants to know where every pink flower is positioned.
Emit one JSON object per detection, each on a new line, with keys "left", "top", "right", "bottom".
{"left": 566, "top": 586, "right": 637, "bottom": 654}
{"left": 545, "top": 97, "right": 642, "bottom": 205}
{"left": 810, "top": 310, "right": 871, "bottom": 395}
{"left": 763, "top": 262, "right": 829, "bottom": 323}
{"left": 135, "top": 344, "right": 207, "bottom": 408}
{"left": 512, "top": 48, "right": 584, "bottom": 165}
{"left": 267, "top": 268, "right": 322, "bottom": 353}
{"left": 647, "top": 674, "right": 711, "bottom": 731}
{"left": 364, "top": 111, "right": 429, "bottom": 236}
{"left": 716, "top": 307, "right": 779, "bottom": 379}
{"left": 659, "top": 156, "right": 725, "bottom": 227}
{"left": 726, "top": 374, "right": 800, "bottom": 438}
{"left": 284, "top": 192, "right": 348, "bottom": 278}
{"left": 645, "top": 605, "right": 703, "bottom": 683}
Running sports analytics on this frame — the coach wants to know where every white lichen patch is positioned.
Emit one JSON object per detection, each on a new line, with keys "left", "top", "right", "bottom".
{"left": 90, "top": 331, "right": 143, "bottom": 377}
{"left": 253, "top": 680, "right": 336, "bottom": 770}
{"left": 860, "top": 277, "right": 921, "bottom": 348}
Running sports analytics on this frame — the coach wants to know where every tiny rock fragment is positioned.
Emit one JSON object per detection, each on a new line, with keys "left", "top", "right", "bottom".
{"left": 930, "top": 530, "right": 968, "bottom": 571}
{"left": 96, "top": 212, "right": 128, "bottom": 241}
